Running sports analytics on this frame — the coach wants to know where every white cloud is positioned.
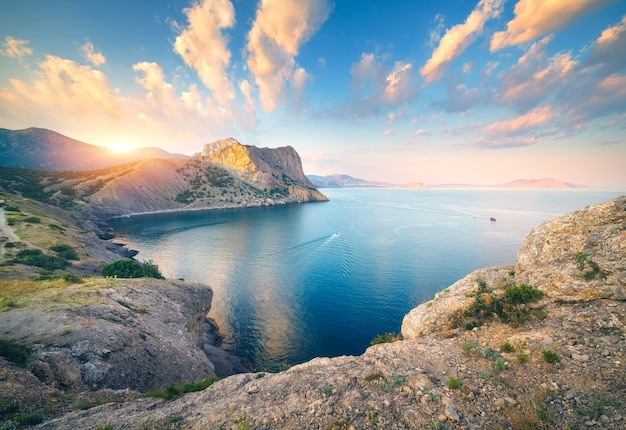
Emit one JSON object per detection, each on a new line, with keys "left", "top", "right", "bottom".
{"left": 491, "top": 0, "right": 613, "bottom": 51}
{"left": 421, "top": 0, "right": 504, "bottom": 83}
{"left": 173, "top": 0, "right": 236, "bottom": 109}
{"left": 0, "top": 36, "right": 33, "bottom": 62}
{"left": 80, "top": 41, "right": 106, "bottom": 67}
{"left": 246, "top": 0, "right": 331, "bottom": 113}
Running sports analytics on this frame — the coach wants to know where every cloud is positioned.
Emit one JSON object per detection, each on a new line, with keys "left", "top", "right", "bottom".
{"left": 4, "top": 55, "right": 121, "bottom": 116}
{"left": 0, "top": 36, "right": 33, "bottom": 62}
{"left": 491, "top": 0, "right": 613, "bottom": 51}
{"left": 484, "top": 106, "right": 553, "bottom": 135}
{"left": 495, "top": 36, "right": 576, "bottom": 112}
{"left": 383, "top": 129, "right": 394, "bottom": 137}
{"left": 585, "top": 15, "right": 626, "bottom": 76}
{"left": 421, "top": 0, "right": 504, "bottom": 83}
{"left": 480, "top": 106, "right": 556, "bottom": 148}
{"left": 0, "top": 53, "right": 239, "bottom": 152}
{"left": 346, "top": 53, "right": 417, "bottom": 116}
{"left": 80, "top": 41, "right": 106, "bottom": 66}
{"left": 245, "top": 0, "right": 331, "bottom": 113}
{"left": 438, "top": 83, "right": 482, "bottom": 113}
{"left": 173, "top": 0, "right": 236, "bottom": 109}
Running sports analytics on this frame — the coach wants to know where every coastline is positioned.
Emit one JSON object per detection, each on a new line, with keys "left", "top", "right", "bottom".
{"left": 108, "top": 197, "right": 329, "bottom": 219}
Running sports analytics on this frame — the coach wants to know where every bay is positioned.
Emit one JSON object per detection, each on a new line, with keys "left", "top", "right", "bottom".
{"left": 108, "top": 188, "right": 623, "bottom": 372}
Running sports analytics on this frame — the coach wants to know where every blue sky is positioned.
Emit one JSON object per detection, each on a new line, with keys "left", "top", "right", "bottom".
{"left": 1, "top": 0, "right": 625, "bottom": 187}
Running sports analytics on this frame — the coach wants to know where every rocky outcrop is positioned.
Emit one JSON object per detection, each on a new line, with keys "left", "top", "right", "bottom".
{"left": 515, "top": 197, "right": 626, "bottom": 301}
{"left": 22, "top": 197, "right": 625, "bottom": 429}
{"left": 0, "top": 278, "right": 248, "bottom": 393}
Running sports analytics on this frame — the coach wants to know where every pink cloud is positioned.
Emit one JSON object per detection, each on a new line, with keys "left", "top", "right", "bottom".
{"left": 0, "top": 36, "right": 33, "bottom": 62}
{"left": 484, "top": 106, "right": 554, "bottom": 135}
{"left": 491, "top": 0, "right": 613, "bottom": 51}
{"left": 495, "top": 36, "right": 576, "bottom": 111}
{"left": 80, "top": 41, "right": 106, "bottom": 67}
{"left": 173, "top": 0, "right": 236, "bottom": 109}
{"left": 421, "top": 0, "right": 503, "bottom": 83}
{"left": 585, "top": 15, "right": 626, "bottom": 76}
{"left": 246, "top": 0, "right": 331, "bottom": 113}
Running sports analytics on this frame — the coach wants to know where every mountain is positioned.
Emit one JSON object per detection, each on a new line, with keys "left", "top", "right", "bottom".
{"left": 307, "top": 174, "right": 396, "bottom": 188}
{"left": 310, "top": 174, "right": 587, "bottom": 189}
{"left": 0, "top": 137, "right": 327, "bottom": 218}
{"left": 0, "top": 127, "right": 187, "bottom": 171}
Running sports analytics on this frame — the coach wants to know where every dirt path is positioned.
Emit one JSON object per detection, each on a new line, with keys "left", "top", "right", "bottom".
{"left": 0, "top": 207, "right": 21, "bottom": 258}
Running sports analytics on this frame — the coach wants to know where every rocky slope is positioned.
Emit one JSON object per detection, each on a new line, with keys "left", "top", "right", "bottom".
{"left": 15, "top": 197, "right": 623, "bottom": 429}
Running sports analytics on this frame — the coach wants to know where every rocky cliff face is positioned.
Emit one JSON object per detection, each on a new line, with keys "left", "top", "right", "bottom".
{"left": 200, "top": 138, "right": 319, "bottom": 194}
{"left": 20, "top": 196, "right": 624, "bottom": 429}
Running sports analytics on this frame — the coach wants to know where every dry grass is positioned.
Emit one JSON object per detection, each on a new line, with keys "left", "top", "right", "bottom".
{"left": 0, "top": 277, "right": 116, "bottom": 310}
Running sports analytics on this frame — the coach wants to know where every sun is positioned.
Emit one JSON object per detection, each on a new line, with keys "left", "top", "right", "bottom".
{"left": 108, "top": 142, "right": 132, "bottom": 153}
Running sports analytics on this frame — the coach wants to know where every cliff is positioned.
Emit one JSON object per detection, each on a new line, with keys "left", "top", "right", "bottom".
{"left": 13, "top": 196, "right": 623, "bottom": 429}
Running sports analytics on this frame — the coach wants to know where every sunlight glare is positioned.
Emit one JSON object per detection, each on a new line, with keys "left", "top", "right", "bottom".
{"left": 109, "top": 142, "right": 132, "bottom": 153}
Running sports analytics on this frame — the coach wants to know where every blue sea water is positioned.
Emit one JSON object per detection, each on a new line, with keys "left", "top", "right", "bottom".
{"left": 108, "top": 188, "right": 624, "bottom": 371}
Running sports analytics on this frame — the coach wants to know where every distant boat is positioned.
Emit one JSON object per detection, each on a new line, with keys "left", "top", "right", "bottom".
{"left": 490, "top": 217, "right": 496, "bottom": 222}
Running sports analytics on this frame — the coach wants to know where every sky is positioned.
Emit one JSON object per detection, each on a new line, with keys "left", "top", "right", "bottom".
{"left": 1, "top": 0, "right": 625, "bottom": 188}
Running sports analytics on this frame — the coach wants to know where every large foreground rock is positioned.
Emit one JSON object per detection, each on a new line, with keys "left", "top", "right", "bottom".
{"left": 0, "top": 278, "right": 234, "bottom": 392}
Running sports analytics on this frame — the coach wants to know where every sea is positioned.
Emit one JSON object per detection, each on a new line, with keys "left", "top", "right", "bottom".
{"left": 108, "top": 188, "right": 624, "bottom": 372}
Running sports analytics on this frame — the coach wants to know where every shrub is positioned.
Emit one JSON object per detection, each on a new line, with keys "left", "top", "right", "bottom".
{"left": 0, "top": 339, "right": 33, "bottom": 366}
{"left": 446, "top": 377, "right": 461, "bottom": 389}
{"left": 101, "top": 260, "right": 164, "bottom": 279}
{"left": 542, "top": 350, "right": 559, "bottom": 364}
{"left": 144, "top": 377, "right": 217, "bottom": 400}
{"left": 370, "top": 332, "right": 403, "bottom": 345}
{"left": 516, "top": 354, "right": 528, "bottom": 364}
{"left": 500, "top": 342, "right": 515, "bottom": 353}
{"left": 22, "top": 216, "right": 41, "bottom": 224}
{"left": 12, "top": 249, "right": 68, "bottom": 270}
{"left": 49, "top": 244, "right": 79, "bottom": 260}
{"left": 504, "top": 284, "right": 543, "bottom": 305}
{"left": 60, "top": 273, "right": 82, "bottom": 283}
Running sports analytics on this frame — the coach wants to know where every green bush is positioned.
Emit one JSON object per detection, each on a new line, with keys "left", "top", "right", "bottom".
{"left": 542, "top": 350, "right": 559, "bottom": 364}
{"left": 101, "top": 260, "right": 164, "bottom": 279}
{"left": 499, "top": 342, "right": 515, "bottom": 353}
{"left": 144, "top": 377, "right": 217, "bottom": 400}
{"left": 504, "top": 284, "right": 543, "bottom": 304}
{"left": 49, "top": 244, "right": 79, "bottom": 260}
{"left": 12, "top": 249, "right": 68, "bottom": 270}
{"left": 370, "top": 332, "right": 403, "bottom": 345}
{"left": 446, "top": 377, "right": 461, "bottom": 389}
{"left": 0, "top": 339, "right": 33, "bottom": 366}
{"left": 22, "top": 216, "right": 41, "bottom": 224}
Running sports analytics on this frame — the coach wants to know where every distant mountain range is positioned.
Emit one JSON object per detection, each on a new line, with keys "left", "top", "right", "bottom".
{"left": 0, "top": 127, "right": 187, "bottom": 171}
{"left": 308, "top": 174, "right": 588, "bottom": 189}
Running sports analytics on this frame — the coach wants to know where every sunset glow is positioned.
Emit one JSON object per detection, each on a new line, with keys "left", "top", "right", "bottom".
{"left": 0, "top": 0, "right": 625, "bottom": 187}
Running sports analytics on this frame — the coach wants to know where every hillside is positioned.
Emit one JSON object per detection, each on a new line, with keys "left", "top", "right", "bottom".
{"left": 309, "top": 174, "right": 587, "bottom": 189}
{"left": 0, "top": 138, "right": 327, "bottom": 219}
{"left": 1, "top": 195, "right": 622, "bottom": 429}
{"left": 0, "top": 127, "right": 187, "bottom": 171}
